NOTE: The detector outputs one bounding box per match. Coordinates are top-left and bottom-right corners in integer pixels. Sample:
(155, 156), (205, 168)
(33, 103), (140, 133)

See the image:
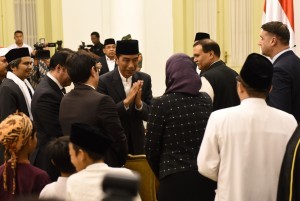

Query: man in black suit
(0, 48), (33, 164)
(259, 21), (300, 123)
(30, 49), (74, 181)
(193, 39), (240, 111)
(192, 32), (210, 73)
(0, 48), (33, 121)
(97, 38), (117, 76)
(60, 50), (128, 167)
(98, 40), (153, 154)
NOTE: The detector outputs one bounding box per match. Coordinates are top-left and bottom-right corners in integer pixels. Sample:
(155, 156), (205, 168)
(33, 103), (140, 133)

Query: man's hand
(123, 81), (140, 108)
(135, 80), (144, 108)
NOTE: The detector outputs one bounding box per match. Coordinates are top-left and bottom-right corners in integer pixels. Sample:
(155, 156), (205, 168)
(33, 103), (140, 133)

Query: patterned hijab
(165, 53), (201, 96)
(0, 112), (33, 194)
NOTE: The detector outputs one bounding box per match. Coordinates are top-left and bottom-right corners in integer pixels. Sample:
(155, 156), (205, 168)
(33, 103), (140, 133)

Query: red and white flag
(262, 0), (295, 48)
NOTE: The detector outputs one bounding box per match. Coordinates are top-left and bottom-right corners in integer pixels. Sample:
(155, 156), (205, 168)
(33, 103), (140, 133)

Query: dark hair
(49, 48), (75, 71)
(72, 143), (105, 161)
(7, 58), (22, 71)
(14, 30), (23, 35)
(237, 76), (269, 98)
(66, 50), (96, 83)
(261, 21), (290, 45)
(47, 136), (76, 174)
(91, 32), (100, 38)
(193, 39), (221, 57)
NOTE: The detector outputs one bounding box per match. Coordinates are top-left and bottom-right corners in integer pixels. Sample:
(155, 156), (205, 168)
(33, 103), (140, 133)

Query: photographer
(90, 32), (105, 57)
(30, 44), (50, 89)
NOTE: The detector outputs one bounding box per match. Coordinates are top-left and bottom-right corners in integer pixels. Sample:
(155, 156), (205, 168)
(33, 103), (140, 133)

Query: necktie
(26, 84), (32, 98)
(61, 87), (66, 95)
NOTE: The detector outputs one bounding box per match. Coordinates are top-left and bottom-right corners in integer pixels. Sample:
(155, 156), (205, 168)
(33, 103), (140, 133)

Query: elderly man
(98, 40), (152, 155)
(197, 53), (297, 201)
(193, 39), (239, 111)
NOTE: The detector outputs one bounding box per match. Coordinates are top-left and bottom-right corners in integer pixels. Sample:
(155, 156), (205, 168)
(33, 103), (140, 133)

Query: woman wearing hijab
(0, 112), (50, 200)
(145, 53), (216, 201)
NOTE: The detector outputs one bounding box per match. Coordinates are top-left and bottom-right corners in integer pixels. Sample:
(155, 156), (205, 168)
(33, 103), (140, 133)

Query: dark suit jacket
(59, 84), (128, 167)
(97, 56), (117, 76)
(201, 60), (240, 111)
(267, 50), (300, 123)
(98, 69), (152, 154)
(0, 78), (30, 121)
(0, 78), (31, 165)
(277, 125), (300, 201)
(30, 75), (64, 181)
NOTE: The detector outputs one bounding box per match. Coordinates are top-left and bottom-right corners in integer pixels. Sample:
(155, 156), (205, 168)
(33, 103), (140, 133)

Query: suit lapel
(45, 76), (63, 97)
(112, 69), (127, 100)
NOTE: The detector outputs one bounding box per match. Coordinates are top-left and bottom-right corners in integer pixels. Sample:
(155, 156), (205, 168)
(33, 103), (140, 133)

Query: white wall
(294, 0), (300, 56)
(62, 0), (173, 96)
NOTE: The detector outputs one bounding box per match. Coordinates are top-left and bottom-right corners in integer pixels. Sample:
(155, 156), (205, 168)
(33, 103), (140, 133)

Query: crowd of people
(0, 20), (300, 201)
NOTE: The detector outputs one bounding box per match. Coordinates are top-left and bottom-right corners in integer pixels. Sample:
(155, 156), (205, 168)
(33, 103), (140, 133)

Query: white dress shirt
(39, 177), (68, 200)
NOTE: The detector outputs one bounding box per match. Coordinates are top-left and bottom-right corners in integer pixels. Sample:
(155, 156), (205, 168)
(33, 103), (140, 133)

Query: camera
(33, 39), (64, 59)
(79, 41), (93, 50)
(102, 173), (140, 201)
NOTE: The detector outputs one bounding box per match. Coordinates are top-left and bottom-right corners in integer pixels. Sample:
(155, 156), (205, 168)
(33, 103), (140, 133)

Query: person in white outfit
(7, 30), (33, 54)
(197, 53), (298, 201)
(66, 123), (141, 201)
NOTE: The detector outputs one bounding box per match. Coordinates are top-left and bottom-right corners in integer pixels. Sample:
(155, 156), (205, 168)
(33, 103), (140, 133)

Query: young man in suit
(30, 49), (74, 181)
(259, 21), (300, 123)
(97, 38), (117, 76)
(98, 40), (153, 155)
(59, 50), (128, 167)
(0, 48), (34, 121)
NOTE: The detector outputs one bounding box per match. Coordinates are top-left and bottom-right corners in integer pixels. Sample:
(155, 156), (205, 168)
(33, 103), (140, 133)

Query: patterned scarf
(0, 112), (33, 194)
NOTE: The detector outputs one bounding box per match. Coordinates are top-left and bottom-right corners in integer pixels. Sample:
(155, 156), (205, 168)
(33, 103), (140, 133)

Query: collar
(118, 67), (132, 82)
(271, 49), (291, 63)
(84, 83), (95, 90)
(47, 72), (63, 90)
(106, 55), (115, 61)
(209, 59), (221, 67)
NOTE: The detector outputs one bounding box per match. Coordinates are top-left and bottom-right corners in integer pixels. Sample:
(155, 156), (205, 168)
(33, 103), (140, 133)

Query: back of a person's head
(261, 21), (290, 46)
(47, 136), (76, 175)
(49, 48), (75, 71)
(65, 50), (95, 83)
(193, 39), (221, 58)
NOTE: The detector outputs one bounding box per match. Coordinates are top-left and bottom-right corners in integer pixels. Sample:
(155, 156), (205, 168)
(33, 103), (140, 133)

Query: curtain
(14, 0), (37, 47)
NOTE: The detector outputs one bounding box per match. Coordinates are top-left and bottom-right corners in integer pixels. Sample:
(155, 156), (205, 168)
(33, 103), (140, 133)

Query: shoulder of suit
(135, 71), (151, 79)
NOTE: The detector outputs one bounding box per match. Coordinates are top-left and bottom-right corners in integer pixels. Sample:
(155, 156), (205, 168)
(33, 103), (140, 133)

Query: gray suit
(59, 84), (128, 167)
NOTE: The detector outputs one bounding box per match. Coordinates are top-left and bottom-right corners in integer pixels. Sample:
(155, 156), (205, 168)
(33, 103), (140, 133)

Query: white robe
(39, 177), (68, 200)
(66, 163), (141, 201)
(197, 98), (297, 201)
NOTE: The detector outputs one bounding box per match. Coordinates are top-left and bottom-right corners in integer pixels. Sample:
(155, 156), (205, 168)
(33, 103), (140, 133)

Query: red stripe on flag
(279, 0), (294, 30)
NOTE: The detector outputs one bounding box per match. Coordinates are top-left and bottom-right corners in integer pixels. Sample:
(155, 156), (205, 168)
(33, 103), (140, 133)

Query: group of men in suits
(0, 38), (153, 182)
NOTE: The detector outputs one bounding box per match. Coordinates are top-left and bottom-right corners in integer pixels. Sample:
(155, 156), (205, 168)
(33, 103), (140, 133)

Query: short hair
(7, 58), (22, 71)
(261, 21), (290, 45)
(193, 39), (221, 58)
(48, 48), (75, 71)
(237, 76), (270, 98)
(72, 143), (104, 161)
(46, 136), (76, 174)
(14, 30), (23, 35)
(66, 50), (96, 83)
(91, 32), (100, 38)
